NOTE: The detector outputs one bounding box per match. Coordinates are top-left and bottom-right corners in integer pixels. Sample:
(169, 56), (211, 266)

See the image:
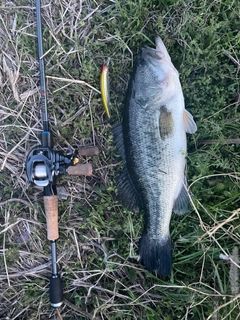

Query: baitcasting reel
(26, 145), (75, 187)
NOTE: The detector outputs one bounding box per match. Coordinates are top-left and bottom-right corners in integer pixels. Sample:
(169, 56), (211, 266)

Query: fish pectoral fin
(117, 166), (142, 213)
(183, 109), (197, 134)
(112, 124), (126, 163)
(173, 183), (191, 215)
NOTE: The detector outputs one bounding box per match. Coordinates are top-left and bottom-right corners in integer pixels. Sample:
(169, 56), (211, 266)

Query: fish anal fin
(173, 183), (191, 215)
(183, 109), (197, 134)
(117, 167), (142, 213)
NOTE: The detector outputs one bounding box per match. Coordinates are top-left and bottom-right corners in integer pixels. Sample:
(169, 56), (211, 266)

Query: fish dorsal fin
(117, 167), (142, 213)
(112, 124), (142, 212)
(112, 124), (126, 163)
(183, 109), (197, 134)
(173, 182), (191, 215)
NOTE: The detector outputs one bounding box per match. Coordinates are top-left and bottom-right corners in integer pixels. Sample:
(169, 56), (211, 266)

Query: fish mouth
(141, 36), (169, 67)
(140, 46), (163, 69)
(142, 36), (173, 67)
(141, 46), (163, 61)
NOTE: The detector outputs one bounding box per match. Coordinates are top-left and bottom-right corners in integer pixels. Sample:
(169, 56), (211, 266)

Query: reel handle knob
(67, 163), (92, 176)
(78, 146), (99, 156)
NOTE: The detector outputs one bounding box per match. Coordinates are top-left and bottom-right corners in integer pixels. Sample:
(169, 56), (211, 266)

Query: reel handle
(68, 146), (99, 176)
(67, 163), (92, 176)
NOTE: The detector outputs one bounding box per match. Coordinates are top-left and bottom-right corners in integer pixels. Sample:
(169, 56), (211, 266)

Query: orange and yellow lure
(100, 58), (111, 118)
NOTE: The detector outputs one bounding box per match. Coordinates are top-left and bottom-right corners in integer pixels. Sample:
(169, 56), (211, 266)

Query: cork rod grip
(78, 146), (99, 156)
(67, 163), (92, 176)
(44, 195), (59, 241)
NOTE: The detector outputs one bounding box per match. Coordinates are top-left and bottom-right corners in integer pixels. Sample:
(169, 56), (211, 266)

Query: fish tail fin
(139, 233), (172, 277)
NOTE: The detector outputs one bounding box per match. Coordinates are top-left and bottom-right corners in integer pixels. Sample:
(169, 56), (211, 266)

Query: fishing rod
(26, 0), (98, 307)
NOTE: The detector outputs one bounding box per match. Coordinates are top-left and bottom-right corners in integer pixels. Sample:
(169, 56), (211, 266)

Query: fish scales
(128, 103), (182, 239)
(115, 36), (197, 277)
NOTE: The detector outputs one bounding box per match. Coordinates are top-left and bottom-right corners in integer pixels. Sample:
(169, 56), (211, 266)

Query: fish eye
(137, 57), (145, 67)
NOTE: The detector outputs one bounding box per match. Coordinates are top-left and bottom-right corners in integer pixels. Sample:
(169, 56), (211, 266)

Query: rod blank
(36, 0), (48, 131)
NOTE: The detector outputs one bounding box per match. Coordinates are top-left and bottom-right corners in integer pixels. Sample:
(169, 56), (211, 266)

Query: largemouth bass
(113, 36), (197, 277)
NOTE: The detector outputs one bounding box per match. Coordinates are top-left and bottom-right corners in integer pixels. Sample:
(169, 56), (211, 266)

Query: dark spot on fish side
(159, 107), (174, 140)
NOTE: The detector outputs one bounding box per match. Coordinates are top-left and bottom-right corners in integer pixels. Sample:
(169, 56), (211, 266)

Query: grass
(0, 0), (239, 319)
